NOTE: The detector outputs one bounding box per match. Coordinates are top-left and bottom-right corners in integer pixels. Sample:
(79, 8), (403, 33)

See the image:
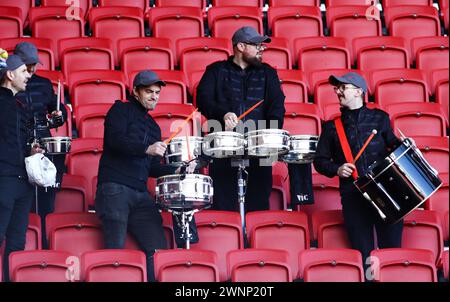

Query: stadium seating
(0, 38), (55, 70)
(55, 174), (89, 213)
(424, 172), (449, 241)
(208, 6), (264, 39)
(311, 210), (351, 249)
(0, 7), (23, 39)
(276, 70), (308, 103)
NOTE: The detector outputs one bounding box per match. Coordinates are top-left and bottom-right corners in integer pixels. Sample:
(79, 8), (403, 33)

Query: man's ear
(6, 70), (15, 82)
(235, 42), (245, 53)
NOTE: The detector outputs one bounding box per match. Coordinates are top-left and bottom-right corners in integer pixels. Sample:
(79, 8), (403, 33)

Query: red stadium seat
(187, 70), (206, 106)
(26, 213), (42, 251)
(443, 250), (449, 279)
(299, 249), (364, 282)
(160, 211), (176, 249)
(55, 174), (89, 213)
(82, 249), (147, 282)
(40, 0), (92, 19)
(443, 7), (449, 32)
(149, 104), (199, 140)
(89, 7), (145, 65)
(433, 72), (449, 125)
(77, 104), (113, 139)
(0, 38), (55, 70)
(424, 172), (449, 241)
(262, 37), (292, 70)
(208, 6), (263, 39)
(190, 210), (244, 281)
(35, 70), (65, 101)
(0, 7), (23, 39)
(50, 104), (72, 138)
(276, 70), (308, 103)
(149, 7), (204, 55)
(283, 103), (322, 135)
(0, 0), (34, 25)
(413, 36), (449, 72)
(370, 248), (437, 282)
(67, 138), (103, 207)
(403, 210), (444, 265)
(211, 0), (264, 7)
(246, 210), (310, 280)
(270, 0), (320, 6)
(97, 0), (150, 13)
(227, 249), (292, 282)
(154, 249), (220, 282)
(177, 37), (232, 78)
(155, 0), (207, 10)
(414, 136), (449, 174)
(268, 6), (323, 56)
(383, 0), (434, 7)
(369, 68), (426, 95)
(59, 37), (114, 80)
(386, 102), (447, 137)
(311, 210), (351, 249)
(9, 250), (73, 282)
(294, 37), (351, 73)
(46, 212), (103, 259)
(326, 0), (373, 6)
(271, 170), (289, 210)
(118, 37), (174, 76)
(429, 68), (449, 96)
(353, 36), (410, 71)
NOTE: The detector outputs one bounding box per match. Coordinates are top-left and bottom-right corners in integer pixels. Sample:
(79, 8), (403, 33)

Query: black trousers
(209, 158), (272, 212)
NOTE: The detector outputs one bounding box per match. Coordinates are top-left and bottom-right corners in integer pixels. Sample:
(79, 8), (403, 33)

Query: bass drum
(354, 138), (442, 224)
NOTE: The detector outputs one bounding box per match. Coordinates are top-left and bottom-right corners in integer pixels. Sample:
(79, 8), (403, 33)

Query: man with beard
(196, 26), (286, 213)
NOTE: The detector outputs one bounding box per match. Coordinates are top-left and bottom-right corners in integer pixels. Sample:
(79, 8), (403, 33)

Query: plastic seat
(385, 102), (447, 137)
(270, 0), (320, 6)
(424, 172), (449, 241)
(208, 6), (263, 39)
(283, 103), (322, 135)
(311, 210), (351, 250)
(294, 37), (351, 73)
(46, 212), (103, 259)
(155, 0), (207, 10)
(227, 249), (292, 282)
(160, 211), (176, 249)
(82, 249), (147, 282)
(383, 0), (434, 7)
(299, 249), (364, 282)
(9, 250), (73, 282)
(26, 213), (42, 251)
(59, 37), (114, 80)
(0, 0), (34, 25)
(353, 36), (410, 71)
(118, 37), (174, 76)
(370, 248), (437, 282)
(40, 0), (92, 20)
(271, 169), (289, 210)
(261, 37), (292, 70)
(414, 136), (449, 174)
(212, 0), (264, 7)
(149, 104), (199, 140)
(154, 249), (220, 282)
(443, 250), (449, 280)
(276, 70), (308, 103)
(0, 7), (23, 39)
(97, 0), (150, 13)
(187, 70), (206, 106)
(55, 174), (89, 213)
(402, 210), (444, 265)
(432, 70), (449, 125)
(412, 36), (449, 73)
(0, 37), (55, 70)
(190, 210), (244, 282)
(246, 210), (310, 280)
(76, 104), (114, 139)
(325, 0), (374, 6)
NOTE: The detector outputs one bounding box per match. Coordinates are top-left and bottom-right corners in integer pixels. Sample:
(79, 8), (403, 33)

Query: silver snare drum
(202, 131), (245, 158)
(40, 136), (71, 155)
(281, 135), (319, 164)
(246, 129), (290, 157)
(165, 136), (203, 166)
(155, 174), (214, 210)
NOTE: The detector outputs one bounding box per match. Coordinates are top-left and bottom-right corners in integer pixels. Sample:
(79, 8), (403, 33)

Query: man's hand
(337, 163), (356, 178)
(224, 112), (238, 131)
(49, 110), (64, 127)
(146, 142), (167, 157)
(175, 160), (198, 174)
(30, 144), (45, 156)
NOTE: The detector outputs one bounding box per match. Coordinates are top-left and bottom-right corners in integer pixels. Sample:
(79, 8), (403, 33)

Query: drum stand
(231, 158), (249, 239)
(171, 208), (199, 249)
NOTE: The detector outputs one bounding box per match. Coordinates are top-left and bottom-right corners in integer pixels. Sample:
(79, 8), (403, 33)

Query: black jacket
(196, 57), (285, 130)
(0, 87), (32, 178)
(97, 96), (176, 192)
(313, 105), (401, 196)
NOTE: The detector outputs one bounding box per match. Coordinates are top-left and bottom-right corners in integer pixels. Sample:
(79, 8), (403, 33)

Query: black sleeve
(313, 121), (341, 178)
(196, 64), (230, 121)
(265, 67), (286, 129)
(148, 156), (178, 178)
(104, 102), (148, 157)
(381, 111), (401, 149)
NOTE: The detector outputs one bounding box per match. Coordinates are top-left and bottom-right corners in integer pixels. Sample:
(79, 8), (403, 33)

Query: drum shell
(355, 140), (442, 224)
(155, 174), (213, 210)
(246, 129), (290, 157)
(202, 132), (245, 158)
(39, 136), (71, 155)
(281, 135), (318, 164)
(165, 136), (203, 165)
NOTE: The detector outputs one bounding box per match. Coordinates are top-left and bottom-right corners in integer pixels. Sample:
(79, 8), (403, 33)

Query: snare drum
(354, 138), (442, 224)
(246, 129), (290, 157)
(155, 174), (213, 210)
(40, 136), (71, 155)
(280, 135), (319, 164)
(165, 136), (203, 165)
(202, 132), (245, 158)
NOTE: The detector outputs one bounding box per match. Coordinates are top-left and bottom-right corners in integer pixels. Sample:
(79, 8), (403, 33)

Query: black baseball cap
(133, 70), (166, 88)
(232, 26), (271, 46)
(14, 42), (42, 65)
(329, 72), (368, 94)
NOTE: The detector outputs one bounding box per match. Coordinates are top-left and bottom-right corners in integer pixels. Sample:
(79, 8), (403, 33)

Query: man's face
(9, 64), (31, 92)
(26, 63), (37, 76)
(334, 84), (363, 108)
(133, 84), (161, 110)
(241, 42), (267, 67)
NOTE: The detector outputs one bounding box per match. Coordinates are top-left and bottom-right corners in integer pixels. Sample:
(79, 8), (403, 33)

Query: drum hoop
(246, 129), (289, 136)
(40, 136), (71, 142)
(206, 132), (244, 138)
(289, 135), (319, 140)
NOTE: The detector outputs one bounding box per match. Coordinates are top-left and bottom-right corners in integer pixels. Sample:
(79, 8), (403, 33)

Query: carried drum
(280, 135), (319, 164)
(246, 129), (290, 157)
(155, 174), (213, 210)
(39, 136), (71, 155)
(202, 131), (245, 158)
(354, 138), (442, 224)
(165, 136), (203, 166)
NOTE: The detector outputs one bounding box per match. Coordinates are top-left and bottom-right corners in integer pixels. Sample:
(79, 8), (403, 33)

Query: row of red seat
(1, 209), (447, 281)
(3, 247), (448, 282)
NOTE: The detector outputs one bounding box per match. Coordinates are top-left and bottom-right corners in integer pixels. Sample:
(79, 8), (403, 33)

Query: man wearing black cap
(196, 26), (286, 213)
(313, 72), (404, 277)
(0, 55), (43, 281)
(14, 42), (68, 248)
(95, 70), (196, 281)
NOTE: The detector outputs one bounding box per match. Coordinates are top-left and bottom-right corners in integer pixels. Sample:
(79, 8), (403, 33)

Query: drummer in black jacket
(313, 72), (403, 277)
(0, 55), (43, 281)
(14, 42), (68, 248)
(95, 70), (196, 282)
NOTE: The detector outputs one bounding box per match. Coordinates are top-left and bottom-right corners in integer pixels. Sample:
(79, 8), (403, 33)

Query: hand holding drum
(146, 142), (167, 157)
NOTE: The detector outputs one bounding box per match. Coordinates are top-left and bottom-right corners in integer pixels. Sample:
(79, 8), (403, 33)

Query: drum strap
(334, 117), (359, 179)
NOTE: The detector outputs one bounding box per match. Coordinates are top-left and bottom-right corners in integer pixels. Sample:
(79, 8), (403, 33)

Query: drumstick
(56, 80), (61, 113)
(397, 128), (407, 140)
(164, 108), (198, 144)
(237, 99), (264, 121)
(353, 129), (377, 164)
(185, 132), (192, 161)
